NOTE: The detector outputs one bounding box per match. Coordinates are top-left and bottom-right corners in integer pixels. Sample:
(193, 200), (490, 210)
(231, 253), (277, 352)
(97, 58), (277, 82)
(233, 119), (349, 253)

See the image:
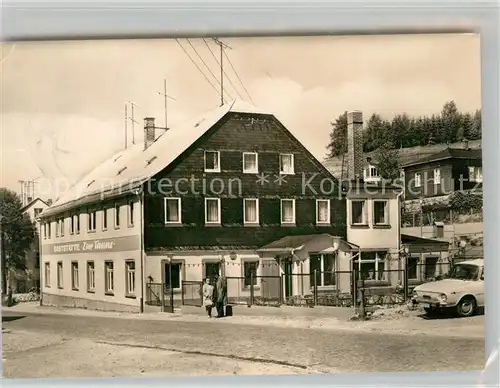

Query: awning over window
(401, 234), (449, 254)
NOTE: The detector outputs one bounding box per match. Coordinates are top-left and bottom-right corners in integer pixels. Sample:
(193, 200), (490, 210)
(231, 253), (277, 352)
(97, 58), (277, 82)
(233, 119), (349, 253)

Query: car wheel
(457, 296), (476, 317)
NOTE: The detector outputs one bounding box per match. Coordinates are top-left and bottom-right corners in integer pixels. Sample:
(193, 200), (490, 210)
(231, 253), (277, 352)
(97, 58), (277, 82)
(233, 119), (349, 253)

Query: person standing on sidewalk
(214, 274), (227, 318)
(202, 278), (214, 318)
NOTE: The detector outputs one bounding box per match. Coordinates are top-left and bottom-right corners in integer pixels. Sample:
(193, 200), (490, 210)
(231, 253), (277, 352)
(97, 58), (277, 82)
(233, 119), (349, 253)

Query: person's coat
(215, 276), (228, 305)
(202, 283), (214, 307)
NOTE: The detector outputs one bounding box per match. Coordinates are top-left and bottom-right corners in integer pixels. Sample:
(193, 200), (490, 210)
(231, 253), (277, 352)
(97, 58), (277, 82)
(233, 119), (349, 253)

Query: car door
(469, 266), (485, 307)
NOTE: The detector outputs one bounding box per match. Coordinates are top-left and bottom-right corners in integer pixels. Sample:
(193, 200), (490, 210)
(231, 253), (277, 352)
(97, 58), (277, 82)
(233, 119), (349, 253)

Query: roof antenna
(157, 78), (177, 131)
(127, 101), (139, 144)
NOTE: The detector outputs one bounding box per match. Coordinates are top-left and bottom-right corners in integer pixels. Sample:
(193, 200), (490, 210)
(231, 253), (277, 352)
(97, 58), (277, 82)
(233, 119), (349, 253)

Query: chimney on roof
(47, 199), (53, 206)
(347, 111), (364, 181)
(144, 117), (156, 150)
(27, 196), (33, 203)
(462, 138), (469, 150)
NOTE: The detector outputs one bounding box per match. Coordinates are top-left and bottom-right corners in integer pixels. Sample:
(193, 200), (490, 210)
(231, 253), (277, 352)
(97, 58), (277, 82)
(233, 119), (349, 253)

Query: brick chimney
(144, 117), (156, 150)
(347, 111), (364, 180)
(47, 199), (53, 206)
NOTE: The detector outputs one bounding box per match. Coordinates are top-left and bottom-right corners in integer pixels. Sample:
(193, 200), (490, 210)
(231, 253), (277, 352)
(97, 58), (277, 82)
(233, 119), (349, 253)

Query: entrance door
(283, 261), (293, 299)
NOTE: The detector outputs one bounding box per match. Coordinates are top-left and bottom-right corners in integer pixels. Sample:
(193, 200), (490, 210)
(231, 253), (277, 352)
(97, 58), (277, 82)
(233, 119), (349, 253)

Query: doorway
(283, 260), (293, 299)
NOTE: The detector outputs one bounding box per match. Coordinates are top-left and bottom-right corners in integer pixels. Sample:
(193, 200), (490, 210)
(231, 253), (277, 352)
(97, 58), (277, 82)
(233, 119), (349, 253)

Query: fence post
(403, 254), (409, 301)
(279, 274), (283, 305)
(313, 269), (318, 306)
(181, 281), (185, 306)
(161, 284), (165, 313)
(250, 272), (255, 306)
(357, 279), (366, 320)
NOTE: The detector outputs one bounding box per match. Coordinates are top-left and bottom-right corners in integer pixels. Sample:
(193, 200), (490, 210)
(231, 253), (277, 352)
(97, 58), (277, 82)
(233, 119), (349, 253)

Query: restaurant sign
(42, 235), (140, 255)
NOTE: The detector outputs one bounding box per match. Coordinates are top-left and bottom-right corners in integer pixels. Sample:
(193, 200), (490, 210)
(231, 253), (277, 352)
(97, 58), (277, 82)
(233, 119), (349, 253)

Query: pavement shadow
(417, 307), (485, 320)
(2, 315), (26, 322)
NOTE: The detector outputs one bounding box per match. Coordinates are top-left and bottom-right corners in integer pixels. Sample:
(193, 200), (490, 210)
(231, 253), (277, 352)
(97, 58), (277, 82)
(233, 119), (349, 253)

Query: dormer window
(364, 164), (380, 181)
(204, 151), (220, 172)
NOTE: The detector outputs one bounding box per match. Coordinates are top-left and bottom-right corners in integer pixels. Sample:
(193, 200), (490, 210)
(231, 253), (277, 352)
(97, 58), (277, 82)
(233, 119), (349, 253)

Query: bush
(12, 292), (40, 303)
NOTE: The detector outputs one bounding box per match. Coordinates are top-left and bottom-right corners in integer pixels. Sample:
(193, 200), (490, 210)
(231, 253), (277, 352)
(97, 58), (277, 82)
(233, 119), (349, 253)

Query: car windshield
(448, 264), (480, 281)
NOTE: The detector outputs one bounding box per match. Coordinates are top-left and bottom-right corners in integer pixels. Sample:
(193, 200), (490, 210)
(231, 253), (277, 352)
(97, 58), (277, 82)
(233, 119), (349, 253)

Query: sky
(1, 33), (481, 202)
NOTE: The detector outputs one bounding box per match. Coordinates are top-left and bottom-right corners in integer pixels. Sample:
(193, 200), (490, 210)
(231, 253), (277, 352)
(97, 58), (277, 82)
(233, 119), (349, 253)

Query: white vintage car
(412, 259), (484, 317)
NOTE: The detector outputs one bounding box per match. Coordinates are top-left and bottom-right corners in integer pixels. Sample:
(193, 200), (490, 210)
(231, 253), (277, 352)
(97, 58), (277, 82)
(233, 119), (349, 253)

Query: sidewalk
(2, 302), (484, 339)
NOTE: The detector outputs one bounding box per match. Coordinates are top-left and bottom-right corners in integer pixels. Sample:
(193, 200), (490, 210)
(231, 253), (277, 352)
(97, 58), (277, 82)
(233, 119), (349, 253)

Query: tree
(469, 109), (482, 140)
(326, 111), (348, 157)
(0, 188), (37, 303)
(363, 113), (384, 152)
(441, 100), (461, 143)
(374, 142), (401, 183)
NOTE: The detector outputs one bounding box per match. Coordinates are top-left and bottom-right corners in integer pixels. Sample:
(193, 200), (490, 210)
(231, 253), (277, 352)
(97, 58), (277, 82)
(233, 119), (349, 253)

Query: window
(128, 201), (134, 226)
(57, 262), (63, 288)
(279, 153), (294, 174)
(75, 213), (80, 234)
(105, 261), (114, 294)
(44, 262), (51, 287)
(309, 254), (336, 287)
(280, 199), (295, 224)
(87, 261), (95, 292)
(424, 257), (438, 280)
(47, 221), (52, 238)
(126, 261), (136, 295)
(43, 223), (48, 239)
(102, 208), (108, 230)
(205, 198), (221, 224)
(164, 262), (181, 289)
(115, 204), (120, 228)
(203, 262), (220, 281)
(70, 213), (75, 234)
(354, 251), (387, 282)
(316, 200), (330, 224)
(56, 217), (64, 237)
(204, 151), (220, 172)
(243, 152), (258, 173)
(164, 198), (182, 224)
(468, 166), (483, 183)
(88, 209), (96, 232)
(34, 208), (43, 217)
(71, 262), (79, 290)
(243, 261), (258, 287)
(243, 198), (259, 225)
(414, 172), (422, 188)
(351, 200), (367, 225)
(408, 257), (419, 280)
(364, 165), (380, 180)
(373, 200), (388, 225)
(433, 168), (441, 185)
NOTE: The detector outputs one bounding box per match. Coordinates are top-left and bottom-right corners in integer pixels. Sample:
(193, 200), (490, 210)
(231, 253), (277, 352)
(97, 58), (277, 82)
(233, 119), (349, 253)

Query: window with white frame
(114, 204), (120, 228)
(244, 198), (259, 224)
(104, 261), (114, 294)
(243, 260), (258, 287)
(280, 199), (295, 224)
(205, 198), (221, 224)
(102, 208), (108, 230)
(364, 165), (380, 179)
(204, 151), (220, 172)
(47, 221), (51, 238)
(70, 213), (75, 234)
(279, 153), (294, 174)
(433, 168), (441, 185)
(350, 200), (367, 225)
(75, 213), (80, 234)
(126, 260), (136, 295)
(316, 200), (330, 224)
(164, 198), (182, 224)
(243, 152), (258, 173)
(71, 262), (79, 290)
(44, 262), (51, 287)
(128, 201), (135, 226)
(354, 251), (387, 282)
(43, 222), (48, 239)
(88, 210), (96, 232)
(57, 262), (63, 288)
(414, 172), (422, 188)
(87, 261), (95, 292)
(373, 200), (389, 226)
(468, 166), (483, 183)
(59, 217), (64, 237)
(309, 253), (336, 287)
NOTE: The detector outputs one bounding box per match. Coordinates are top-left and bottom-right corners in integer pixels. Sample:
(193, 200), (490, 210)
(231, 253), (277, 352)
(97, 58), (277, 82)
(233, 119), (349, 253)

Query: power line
(202, 38), (244, 101)
(222, 48), (254, 104)
(175, 38), (222, 99)
(186, 39), (233, 102)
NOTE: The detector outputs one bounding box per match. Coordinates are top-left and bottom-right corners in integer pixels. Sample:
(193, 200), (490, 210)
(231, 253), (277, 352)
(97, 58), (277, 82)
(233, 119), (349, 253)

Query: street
(2, 308), (485, 378)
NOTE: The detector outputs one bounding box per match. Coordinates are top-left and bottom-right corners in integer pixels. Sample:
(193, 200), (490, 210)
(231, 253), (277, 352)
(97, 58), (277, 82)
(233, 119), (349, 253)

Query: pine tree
(326, 111), (348, 157)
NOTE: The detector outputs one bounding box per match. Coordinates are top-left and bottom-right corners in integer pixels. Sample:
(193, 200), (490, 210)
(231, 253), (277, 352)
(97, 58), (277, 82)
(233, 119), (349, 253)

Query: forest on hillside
(326, 101), (482, 158)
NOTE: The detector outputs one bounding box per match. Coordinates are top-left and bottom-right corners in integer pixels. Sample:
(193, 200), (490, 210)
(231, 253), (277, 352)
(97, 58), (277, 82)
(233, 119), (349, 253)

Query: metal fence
(225, 276), (282, 307)
(181, 280), (203, 307)
(145, 282), (174, 311)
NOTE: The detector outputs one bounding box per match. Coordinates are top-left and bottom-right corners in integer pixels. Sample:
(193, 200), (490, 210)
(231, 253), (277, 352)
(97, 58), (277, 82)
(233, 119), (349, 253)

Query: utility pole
(213, 38), (232, 107)
(127, 101), (139, 145)
(157, 78), (177, 131)
(124, 102), (128, 149)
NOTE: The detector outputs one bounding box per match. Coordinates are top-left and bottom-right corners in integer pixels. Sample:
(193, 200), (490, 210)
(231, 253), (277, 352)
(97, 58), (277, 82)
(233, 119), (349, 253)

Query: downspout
(139, 189), (145, 313)
(396, 190), (405, 288)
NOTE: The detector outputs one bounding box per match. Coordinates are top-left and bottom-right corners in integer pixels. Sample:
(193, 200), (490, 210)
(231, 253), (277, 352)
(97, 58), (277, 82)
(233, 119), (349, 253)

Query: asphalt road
(2, 310), (484, 376)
